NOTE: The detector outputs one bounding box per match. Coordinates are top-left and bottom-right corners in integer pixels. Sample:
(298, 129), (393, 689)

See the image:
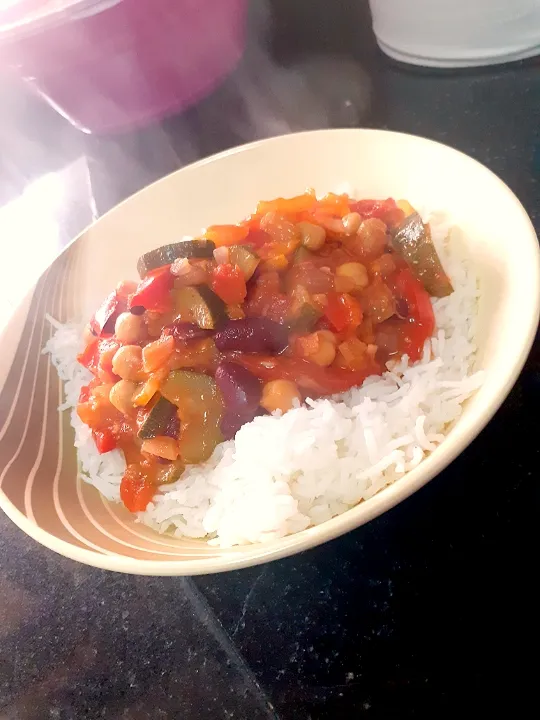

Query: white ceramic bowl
(0, 129), (538, 575)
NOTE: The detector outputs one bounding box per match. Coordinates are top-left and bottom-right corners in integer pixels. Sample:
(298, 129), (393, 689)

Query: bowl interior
(0, 129), (537, 574)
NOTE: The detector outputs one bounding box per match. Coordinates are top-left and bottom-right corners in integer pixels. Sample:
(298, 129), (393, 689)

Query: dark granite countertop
(0, 2), (538, 718)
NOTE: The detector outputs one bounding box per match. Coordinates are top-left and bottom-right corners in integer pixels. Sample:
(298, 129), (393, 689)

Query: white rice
(44, 210), (484, 547)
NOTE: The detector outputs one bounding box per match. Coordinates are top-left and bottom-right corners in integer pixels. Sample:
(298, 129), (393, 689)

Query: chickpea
(336, 262), (369, 291)
(260, 380), (302, 414)
(109, 380), (137, 415)
(341, 211), (361, 235)
(112, 345), (144, 381)
(297, 221), (326, 251)
(114, 311), (146, 344)
(305, 330), (336, 367)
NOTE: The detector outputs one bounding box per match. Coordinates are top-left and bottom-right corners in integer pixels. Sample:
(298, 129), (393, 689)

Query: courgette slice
(391, 213), (453, 297)
(138, 396), (178, 440)
(160, 370), (224, 464)
(137, 240), (216, 278)
(228, 246), (260, 280)
(174, 285), (227, 330)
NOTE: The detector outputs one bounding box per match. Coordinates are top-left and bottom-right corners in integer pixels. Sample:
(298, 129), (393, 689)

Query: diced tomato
(325, 292), (362, 333)
(286, 263), (334, 294)
(211, 263), (247, 304)
(350, 198), (405, 228)
(233, 354), (380, 396)
(120, 466), (155, 512)
(92, 428), (117, 454)
(77, 337), (119, 377)
(243, 228), (272, 249)
(336, 337), (369, 370)
(129, 266), (174, 313)
(245, 271), (287, 320)
(204, 224), (249, 247)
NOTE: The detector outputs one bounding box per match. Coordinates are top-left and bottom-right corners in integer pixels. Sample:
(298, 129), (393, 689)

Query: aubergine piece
(137, 240), (216, 278)
(174, 285), (227, 330)
(391, 212), (453, 297)
(138, 396), (178, 440)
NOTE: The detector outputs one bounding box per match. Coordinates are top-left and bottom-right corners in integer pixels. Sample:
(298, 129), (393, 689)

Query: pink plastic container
(0, 0), (247, 133)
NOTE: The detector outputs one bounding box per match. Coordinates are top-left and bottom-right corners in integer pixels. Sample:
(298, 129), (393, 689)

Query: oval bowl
(0, 129), (538, 575)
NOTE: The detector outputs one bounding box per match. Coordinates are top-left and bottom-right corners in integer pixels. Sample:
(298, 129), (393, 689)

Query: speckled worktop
(0, 2), (538, 718)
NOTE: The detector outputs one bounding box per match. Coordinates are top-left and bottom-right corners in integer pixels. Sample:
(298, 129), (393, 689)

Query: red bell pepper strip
(388, 268), (435, 361)
(129, 266), (174, 313)
(391, 268), (435, 335)
(92, 428), (117, 454)
(243, 228), (272, 249)
(211, 263), (247, 304)
(232, 354), (380, 396)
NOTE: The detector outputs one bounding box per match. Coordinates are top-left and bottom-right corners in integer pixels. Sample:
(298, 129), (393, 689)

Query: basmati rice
(44, 211), (484, 547)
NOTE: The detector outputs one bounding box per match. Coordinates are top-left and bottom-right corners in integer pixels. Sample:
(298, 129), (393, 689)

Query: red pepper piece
(92, 428), (116, 454)
(129, 266), (174, 313)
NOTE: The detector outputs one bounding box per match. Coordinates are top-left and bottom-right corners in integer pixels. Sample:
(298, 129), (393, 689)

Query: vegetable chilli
(76, 192), (452, 513)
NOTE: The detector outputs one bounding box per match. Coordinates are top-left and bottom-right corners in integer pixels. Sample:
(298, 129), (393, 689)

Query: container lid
(0, 0), (119, 42)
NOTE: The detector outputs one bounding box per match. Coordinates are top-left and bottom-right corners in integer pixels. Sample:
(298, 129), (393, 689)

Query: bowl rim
(1, 127), (539, 575)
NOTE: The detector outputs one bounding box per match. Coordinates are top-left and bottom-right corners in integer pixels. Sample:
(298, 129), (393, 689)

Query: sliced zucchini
(174, 285), (227, 330)
(138, 396), (178, 440)
(137, 239), (216, 278)
(228, 245), (260, 280)
(288, 303), (322, 333)
(391, 213), (453, 297)
(160, 370), (224, 464)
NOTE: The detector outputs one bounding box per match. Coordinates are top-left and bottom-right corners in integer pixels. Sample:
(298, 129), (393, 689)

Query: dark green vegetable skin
(391, 212), (453, 298)
(188, 285), (227, 330)
(137, 239), (216, 278)
(138, 396), (178, 439)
